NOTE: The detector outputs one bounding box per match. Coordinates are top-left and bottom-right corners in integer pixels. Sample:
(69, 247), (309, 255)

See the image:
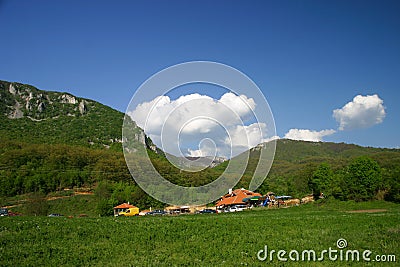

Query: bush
(24, 192), (49, 216)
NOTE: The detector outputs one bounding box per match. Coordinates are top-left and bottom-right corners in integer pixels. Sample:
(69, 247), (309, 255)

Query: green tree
(309, 163), (334, 198)
(111, 182), (135, 204)
(94, 180), (114, 216)
(343, 156), (382, 201)
(383, 165), (400, 203)
(96, 199), (114, 217)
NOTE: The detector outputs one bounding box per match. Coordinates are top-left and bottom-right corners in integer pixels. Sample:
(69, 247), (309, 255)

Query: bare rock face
(25, 101), (32, 111)
(78, 101), (87, 115)
(134, 132), (146, 144)
(38, 102), (46, 112)
(60, 94), (77, 104)
(9, 84), (17, 95)
(25, 92), (33, 110)
(8, 101), (23, 119)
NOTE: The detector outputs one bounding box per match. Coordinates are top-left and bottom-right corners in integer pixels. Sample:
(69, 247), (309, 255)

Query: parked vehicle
(117, 207), (139, 217)
(0, 208), (9, 216)
(198, 209), (217, 214)
(48, 213), (63, 217)
(146, 210), (168, 216)
(217, 207), (230, 213)
(236, 205), (247, 211)
(228, 205), (247, 212)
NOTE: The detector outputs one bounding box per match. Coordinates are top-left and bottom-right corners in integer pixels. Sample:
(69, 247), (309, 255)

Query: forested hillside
(253, 140), (400, 203)
(1, 137), (399, 211)
(1, 80), (399, 215)
(0, 80), (143, 150)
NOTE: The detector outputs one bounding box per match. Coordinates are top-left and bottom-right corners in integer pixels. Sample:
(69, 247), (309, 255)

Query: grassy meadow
(1, 200), (399, 266)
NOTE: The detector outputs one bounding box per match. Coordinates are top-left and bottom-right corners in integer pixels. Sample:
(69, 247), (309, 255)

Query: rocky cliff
(0, 80), (145, 150)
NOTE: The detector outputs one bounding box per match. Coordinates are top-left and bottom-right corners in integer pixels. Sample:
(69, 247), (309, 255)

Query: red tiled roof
(216, 189), (261, 206)
(114, 203), (137, 209)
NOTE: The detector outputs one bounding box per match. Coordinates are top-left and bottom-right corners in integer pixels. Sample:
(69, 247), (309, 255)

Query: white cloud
(284, 129), (336, 142)
(129, 92), (272, 159)
(187, 138), (217, 158)
(264, 135), (280, 142)
(226, 123), (268, 146)
(281, 94), (386, 144)
(333, 94), (386, 131)
(187, 149), (203, 157)
(130, 94), (214, 134)
(219, 92), (256, 118)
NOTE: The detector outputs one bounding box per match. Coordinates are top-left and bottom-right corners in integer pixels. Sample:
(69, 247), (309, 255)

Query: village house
(216, 188), (262, 209)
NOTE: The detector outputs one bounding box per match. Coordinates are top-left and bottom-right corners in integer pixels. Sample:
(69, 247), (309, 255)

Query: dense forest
(255, 140), (400, 203)
(1, 137), (399, 215)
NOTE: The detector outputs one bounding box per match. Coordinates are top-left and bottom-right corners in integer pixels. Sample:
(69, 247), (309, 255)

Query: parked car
(217, 207), (230, 213)
(145, 210), (168, 216)
(48, 213), (64, 217)
(228, 205), (247, 212)
(198, 209), (217, 214)
(0, 208), (9, 216)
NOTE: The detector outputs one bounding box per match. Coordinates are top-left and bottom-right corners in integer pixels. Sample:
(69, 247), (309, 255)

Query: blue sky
(1, 0), (399, 149)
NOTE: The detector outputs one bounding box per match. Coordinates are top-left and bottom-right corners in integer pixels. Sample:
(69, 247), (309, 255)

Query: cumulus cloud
(130, 93), (256, 135)
(129, 92), (272, 159)
(284, 129), (336, 142)
(333, 94), (386, 131)
(264, 135), (280, 142)
(282, 94), (386, 143)
(187, 138), (217, 158)
(223, 123), (267, 156)
(219, 93), (256, 118)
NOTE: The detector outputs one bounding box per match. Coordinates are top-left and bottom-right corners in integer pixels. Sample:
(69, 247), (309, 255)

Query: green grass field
(1, 200), (399, 266)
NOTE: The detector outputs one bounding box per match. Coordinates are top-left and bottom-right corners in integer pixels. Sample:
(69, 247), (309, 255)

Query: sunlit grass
(1, 201), (399, 266)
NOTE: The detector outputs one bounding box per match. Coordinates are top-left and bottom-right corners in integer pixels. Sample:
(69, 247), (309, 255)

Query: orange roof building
(114, 203), (136, 209)
(216, 188), (262, 207)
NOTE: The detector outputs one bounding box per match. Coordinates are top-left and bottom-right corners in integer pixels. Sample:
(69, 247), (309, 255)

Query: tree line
(1, 139), (399, 215)
(256, 156), (400, 203)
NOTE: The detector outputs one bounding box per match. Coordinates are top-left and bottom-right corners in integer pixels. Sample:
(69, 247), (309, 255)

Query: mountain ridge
(3, 79), (397, 152)
(0, 80), (144, 150)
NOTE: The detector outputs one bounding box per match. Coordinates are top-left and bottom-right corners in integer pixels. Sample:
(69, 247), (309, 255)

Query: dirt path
(346, 209), (387, 213)
(45, 192), (93, 201)
(3, 191), (94, 209)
